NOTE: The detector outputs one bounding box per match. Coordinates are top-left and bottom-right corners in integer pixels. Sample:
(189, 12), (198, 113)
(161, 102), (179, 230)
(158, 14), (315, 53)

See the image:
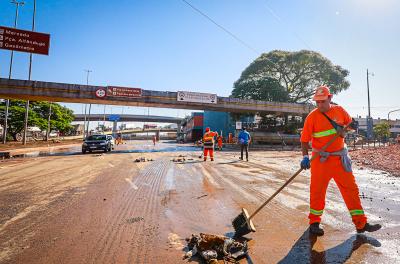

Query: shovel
(232, 126), (348, 237)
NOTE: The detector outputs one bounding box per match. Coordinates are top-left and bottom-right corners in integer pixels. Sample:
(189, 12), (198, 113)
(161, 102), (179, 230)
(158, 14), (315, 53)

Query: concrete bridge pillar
(112, 121), (118, 137)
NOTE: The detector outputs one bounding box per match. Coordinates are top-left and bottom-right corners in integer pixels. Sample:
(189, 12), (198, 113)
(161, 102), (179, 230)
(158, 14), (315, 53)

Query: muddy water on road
(0, 141), (399, 263)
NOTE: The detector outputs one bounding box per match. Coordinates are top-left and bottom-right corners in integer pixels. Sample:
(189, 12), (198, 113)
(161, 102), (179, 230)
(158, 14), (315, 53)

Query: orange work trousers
(203, 148), (214, 161)
(309, 154), (367, 229)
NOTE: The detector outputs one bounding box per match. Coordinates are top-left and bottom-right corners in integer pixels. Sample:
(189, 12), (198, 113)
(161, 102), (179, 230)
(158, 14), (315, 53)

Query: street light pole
(367, 69), (373, 118)
(2, 0), (25, 144)
(83, 69), (92, 137)
(23, 0), (36, 145)
(46, 103), (52, 141)
(388, 109), (400, 122)
(366, 69), (374, 139)
(84, 70), (92, 136)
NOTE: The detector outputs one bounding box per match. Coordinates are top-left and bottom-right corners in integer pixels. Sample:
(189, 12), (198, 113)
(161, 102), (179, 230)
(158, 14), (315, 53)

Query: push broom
(232, 125), (349, 237)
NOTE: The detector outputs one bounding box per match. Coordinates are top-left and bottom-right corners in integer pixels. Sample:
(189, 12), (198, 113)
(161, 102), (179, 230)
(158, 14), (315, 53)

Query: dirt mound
(350, 144), (400, 177)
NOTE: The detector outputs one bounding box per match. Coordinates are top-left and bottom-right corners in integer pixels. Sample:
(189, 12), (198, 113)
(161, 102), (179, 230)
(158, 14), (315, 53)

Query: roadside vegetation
(0, 100), (74, 141)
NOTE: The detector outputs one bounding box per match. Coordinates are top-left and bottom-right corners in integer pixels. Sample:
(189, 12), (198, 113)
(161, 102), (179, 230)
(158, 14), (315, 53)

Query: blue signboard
(108, 114), (120, 121)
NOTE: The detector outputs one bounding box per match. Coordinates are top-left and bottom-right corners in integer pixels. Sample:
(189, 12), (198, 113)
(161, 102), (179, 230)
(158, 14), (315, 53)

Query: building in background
(182, 112), (203, 142)
(203, 111), (237, 138)
(355, 117), (400, 137)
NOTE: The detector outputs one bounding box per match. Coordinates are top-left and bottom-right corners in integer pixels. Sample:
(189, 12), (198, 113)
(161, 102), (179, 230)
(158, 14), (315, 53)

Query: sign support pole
(3, 0), (24, 144)
(23, 0), (36, 145)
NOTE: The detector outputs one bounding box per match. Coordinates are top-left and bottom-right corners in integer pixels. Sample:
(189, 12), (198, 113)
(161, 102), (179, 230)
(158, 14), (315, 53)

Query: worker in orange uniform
(152, 135), (157, 146)
(217, 135), (223, 151)
(300, 86), (381, 236)
(203, 127), (218, 161)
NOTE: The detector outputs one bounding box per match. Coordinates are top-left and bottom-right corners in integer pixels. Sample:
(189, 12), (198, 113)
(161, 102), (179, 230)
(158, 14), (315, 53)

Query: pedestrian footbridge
(0, 78), (313, 115)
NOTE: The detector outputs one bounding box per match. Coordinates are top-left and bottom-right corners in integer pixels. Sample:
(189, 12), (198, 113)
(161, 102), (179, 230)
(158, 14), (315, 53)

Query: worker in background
(203, 127), (218, 161)
(116, 133), (123, 145)
(238, 127), (251, 161)
(152, 135), (157, 146)
(300, 85), (381, 236)
(217, 135), (223, 151)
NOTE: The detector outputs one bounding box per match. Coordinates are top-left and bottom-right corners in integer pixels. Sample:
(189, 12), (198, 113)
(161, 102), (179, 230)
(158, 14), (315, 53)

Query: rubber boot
(357, 223), (382, 233)
(309, 223), (324, 236)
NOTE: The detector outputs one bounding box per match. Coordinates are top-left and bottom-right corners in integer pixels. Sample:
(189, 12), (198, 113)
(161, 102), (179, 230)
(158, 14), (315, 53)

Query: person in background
(238, 127), (251, 161)
(116, 133), (123, 145)
(152, 135), (157, 146)
(203, 127), (218, 161)
(217, 135), (223, 151)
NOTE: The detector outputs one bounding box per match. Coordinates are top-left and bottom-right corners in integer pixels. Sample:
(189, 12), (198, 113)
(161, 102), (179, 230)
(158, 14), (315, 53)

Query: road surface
(0, 141), (399, 263)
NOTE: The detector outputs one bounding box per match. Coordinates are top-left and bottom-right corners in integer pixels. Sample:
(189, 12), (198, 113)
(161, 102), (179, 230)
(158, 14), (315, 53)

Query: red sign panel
(0, 26), (50, 55)
(107, 86), (142, 98)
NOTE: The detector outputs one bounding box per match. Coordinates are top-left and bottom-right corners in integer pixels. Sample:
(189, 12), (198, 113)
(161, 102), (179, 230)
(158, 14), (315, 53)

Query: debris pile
(172, 155), (186, 162)
(184, 233), (248, 263)
(0, 152), (11, 160)
(350, 144), (400, 177)
(134, 157), (153, 162)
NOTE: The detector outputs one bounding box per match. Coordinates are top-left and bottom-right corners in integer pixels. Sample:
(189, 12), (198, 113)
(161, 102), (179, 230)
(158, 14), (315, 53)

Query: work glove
(300, 156), (311, 170)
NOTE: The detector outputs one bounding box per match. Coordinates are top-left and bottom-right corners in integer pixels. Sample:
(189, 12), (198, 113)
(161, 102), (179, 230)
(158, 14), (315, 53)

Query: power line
(181, 0), (260, 55)
(262, 1), (312, 49)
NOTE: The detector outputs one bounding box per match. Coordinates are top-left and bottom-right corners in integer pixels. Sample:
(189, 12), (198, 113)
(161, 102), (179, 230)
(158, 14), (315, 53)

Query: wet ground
(0, 141), (399, 264)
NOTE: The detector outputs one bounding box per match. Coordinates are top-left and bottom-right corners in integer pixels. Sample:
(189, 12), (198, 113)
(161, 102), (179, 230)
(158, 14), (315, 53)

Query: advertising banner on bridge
(107, 86), (142, 98)
(0, 26), (50, 55)
(177, 91), (217, 104)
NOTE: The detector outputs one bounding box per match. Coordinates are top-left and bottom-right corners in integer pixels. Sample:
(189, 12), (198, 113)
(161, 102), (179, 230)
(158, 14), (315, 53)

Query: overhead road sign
(107, 86), (142, 98)
(177, 91), (217, 104)
(0, 26), (50, 55)
(108, 114), (120, 121)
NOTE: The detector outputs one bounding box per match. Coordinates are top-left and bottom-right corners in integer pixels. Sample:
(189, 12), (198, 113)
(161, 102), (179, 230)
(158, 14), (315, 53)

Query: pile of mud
(184, 233), (248, 263)
(350, 144), (400, 177)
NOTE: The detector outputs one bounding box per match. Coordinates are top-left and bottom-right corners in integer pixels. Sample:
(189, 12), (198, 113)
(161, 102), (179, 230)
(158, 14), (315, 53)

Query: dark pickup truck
(82, 134), (113, 154)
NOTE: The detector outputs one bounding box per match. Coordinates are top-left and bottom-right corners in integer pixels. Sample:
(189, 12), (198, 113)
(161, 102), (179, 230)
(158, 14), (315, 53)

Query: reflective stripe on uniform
(310, 208), (324, 215)
(349, 209), (364, 216)
(312, 128), (337, 138)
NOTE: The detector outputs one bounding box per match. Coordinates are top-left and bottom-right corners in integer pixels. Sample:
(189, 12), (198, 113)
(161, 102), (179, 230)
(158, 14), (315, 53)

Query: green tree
(0, 100), (74, 140)
(232, 50), (350, 103)
(373, 122), (390, 139)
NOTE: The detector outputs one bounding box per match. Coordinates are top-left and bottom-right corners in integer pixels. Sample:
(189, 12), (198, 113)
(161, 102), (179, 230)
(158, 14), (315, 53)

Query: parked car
(106, 135), (115, 150)
(82, 134), (112, 154)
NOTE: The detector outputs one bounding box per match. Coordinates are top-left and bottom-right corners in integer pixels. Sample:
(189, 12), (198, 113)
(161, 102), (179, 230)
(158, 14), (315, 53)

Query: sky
(1, 0), (400, 128)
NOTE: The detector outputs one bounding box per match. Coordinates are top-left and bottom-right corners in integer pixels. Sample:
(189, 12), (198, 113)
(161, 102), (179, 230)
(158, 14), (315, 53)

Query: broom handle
(248, 125), (349, 220)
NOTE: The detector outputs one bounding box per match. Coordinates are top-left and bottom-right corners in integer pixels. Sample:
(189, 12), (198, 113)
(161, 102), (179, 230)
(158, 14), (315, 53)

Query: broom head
(232, 208), (256, 238)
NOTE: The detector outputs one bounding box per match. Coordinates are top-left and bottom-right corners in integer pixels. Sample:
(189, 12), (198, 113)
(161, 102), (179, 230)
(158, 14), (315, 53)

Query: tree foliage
(0, 100), (74, 140)
(373, 122), (390, 139)
(232, 50), (350, 103)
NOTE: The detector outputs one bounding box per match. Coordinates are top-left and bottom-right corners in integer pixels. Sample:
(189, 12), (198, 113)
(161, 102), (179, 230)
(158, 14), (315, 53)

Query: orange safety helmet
(205, 127), (210, 132)
(313, 86), (332, 101)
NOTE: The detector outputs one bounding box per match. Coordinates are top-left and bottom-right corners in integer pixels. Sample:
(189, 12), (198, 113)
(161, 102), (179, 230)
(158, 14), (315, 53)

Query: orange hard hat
(313, 86), (332, 101)
(205, 127), (210, 132)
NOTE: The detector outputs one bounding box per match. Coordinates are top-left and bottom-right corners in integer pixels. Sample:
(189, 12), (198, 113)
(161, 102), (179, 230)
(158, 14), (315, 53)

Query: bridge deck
(0, 78), (313, 114)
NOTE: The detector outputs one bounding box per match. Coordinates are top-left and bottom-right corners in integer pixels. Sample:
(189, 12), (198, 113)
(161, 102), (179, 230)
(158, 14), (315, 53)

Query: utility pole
(84, 69), (92, 137)
(46, 103), (52, 141)
(23, 0), (36, 145)
(2, 0), (25, 144)
(366, 69), (374, 139)
(103, 105), (106, 131)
